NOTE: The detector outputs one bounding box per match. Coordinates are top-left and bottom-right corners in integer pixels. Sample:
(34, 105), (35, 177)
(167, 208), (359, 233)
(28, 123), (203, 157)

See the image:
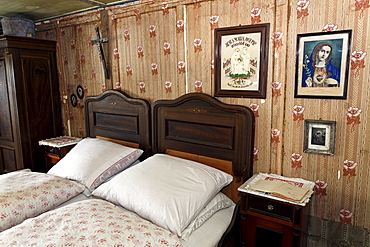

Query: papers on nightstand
(248, 179), (314, 203)
(238, 173), (315, 206)
(39, 136), (82, 148)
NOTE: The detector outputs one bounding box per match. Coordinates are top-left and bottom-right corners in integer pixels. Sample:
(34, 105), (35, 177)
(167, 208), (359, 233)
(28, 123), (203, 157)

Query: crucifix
(92, 26), (110, 79)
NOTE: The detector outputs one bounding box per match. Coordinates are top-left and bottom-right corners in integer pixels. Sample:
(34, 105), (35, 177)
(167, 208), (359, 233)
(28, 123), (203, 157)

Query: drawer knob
(267, 205), (274, 211)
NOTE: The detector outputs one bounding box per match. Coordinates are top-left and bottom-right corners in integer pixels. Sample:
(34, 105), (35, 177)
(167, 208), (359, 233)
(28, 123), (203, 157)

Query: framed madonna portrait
(214, 23), (270, 98)
(295, 30), (352, 99)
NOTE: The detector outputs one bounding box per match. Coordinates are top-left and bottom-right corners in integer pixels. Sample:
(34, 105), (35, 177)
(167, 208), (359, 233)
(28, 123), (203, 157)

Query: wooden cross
(92, 26), (110, 79)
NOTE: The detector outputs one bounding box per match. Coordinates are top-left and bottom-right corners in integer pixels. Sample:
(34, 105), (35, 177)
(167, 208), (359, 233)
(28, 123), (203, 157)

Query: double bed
(0, 90), (255, 247)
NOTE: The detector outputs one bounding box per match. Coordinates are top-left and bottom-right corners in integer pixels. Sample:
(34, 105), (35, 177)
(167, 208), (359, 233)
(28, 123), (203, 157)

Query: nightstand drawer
(44, 145), (74, 158)
(248, 195), (294, 222)
(45, 146), (62, 157)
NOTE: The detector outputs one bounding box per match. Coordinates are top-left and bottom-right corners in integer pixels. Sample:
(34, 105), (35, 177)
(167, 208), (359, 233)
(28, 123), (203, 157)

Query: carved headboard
(152, 93), (255, 202)
(84, 90), (151, 158)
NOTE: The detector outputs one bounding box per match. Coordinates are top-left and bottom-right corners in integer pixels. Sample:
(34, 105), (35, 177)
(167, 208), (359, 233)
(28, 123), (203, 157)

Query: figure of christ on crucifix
(92, 26), (110, 79)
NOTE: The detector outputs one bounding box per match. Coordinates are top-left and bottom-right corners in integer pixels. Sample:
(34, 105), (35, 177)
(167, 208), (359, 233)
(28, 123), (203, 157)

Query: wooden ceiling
(0, 0), (139, 22)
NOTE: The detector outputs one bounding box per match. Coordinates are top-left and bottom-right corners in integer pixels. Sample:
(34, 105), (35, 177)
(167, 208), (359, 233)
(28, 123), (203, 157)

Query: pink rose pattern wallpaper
(35, 0), (370, 232)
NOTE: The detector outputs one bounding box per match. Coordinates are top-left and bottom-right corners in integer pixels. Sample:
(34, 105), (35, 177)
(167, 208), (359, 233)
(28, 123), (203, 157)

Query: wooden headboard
(84, 90), (151, 158)
(152, 93), (255, 202)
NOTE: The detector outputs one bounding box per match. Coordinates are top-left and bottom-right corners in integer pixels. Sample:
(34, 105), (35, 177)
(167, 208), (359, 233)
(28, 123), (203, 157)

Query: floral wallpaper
(36, 0), (370, 234)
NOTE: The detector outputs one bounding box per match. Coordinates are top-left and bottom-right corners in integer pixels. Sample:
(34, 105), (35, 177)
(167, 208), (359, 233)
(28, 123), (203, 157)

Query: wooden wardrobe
(0, 35), (62, 173)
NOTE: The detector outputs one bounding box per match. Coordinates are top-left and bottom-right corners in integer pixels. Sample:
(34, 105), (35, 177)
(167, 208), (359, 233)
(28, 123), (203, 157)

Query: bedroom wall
(35, 0), (370, 242)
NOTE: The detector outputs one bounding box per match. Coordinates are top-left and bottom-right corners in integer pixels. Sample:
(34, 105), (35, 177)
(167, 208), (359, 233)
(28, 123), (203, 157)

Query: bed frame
(84, 90), (151, 159)
(152, 93), (255, 247)
(85, 90), (255, 247)
(152, 92), (255, 202)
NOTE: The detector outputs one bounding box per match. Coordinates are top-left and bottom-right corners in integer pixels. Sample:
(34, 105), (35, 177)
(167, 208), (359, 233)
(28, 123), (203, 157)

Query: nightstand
(39, 136), (82, 171)
(238, 173), (314, 247)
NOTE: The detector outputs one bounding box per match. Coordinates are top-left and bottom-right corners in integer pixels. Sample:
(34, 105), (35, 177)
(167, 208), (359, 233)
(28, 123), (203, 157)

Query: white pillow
(92, 153), (233, 236)
(181, 192), (234, 241)
(47, 137), (143, 191)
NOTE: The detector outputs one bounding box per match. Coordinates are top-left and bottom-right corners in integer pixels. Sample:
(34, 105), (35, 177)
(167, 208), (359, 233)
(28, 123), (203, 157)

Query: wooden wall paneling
(116, 14), (139, 97)
(155, 6), (178, 100)
(269, 2), (286, 176)
(185, 1), (213, 94)
(282, 0), (370, 229)
(175, 4), (187, 96)
(352, 7), (370, 226)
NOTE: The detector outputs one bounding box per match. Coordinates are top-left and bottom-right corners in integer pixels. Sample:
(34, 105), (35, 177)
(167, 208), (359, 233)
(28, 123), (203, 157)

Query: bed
(0, 90), (151, 232)
(0, 90), (255, 247)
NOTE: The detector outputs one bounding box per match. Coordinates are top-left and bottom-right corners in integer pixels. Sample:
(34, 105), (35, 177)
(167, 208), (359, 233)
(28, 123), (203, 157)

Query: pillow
(47, 137), (143, 191)
(180, 192), (234, 241)
(92, 153), (233, 236)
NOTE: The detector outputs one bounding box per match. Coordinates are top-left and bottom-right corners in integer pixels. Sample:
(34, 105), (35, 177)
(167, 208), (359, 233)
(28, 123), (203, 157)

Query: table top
(238, 173), (315, 206)
(39, 136), (82, 148)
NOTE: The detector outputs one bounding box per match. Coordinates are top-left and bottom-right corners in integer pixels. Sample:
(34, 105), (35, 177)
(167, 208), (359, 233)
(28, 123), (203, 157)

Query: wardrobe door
(20, 51), (61, 172)
(0, 58), (16, 173)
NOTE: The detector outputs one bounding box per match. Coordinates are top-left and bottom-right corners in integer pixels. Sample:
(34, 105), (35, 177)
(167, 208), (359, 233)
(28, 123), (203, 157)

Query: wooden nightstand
(39, 136), (82, 171)
(238, 173), (314, 247)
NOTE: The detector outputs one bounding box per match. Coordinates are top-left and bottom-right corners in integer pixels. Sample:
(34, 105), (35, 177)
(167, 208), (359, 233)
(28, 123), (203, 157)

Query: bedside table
(238, 173), (314, 247)
(39, 136), (82, 171)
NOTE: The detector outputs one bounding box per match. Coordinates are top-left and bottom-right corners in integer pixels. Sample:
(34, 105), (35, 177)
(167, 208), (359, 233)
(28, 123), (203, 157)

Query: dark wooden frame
(152, 92), (255, 187)
(152, 92), (255, 247)
(84, 90), (151, 158)
(303, 119), (336, 155)
(214, 23), (270, 98)
(295, 30), (352, 99)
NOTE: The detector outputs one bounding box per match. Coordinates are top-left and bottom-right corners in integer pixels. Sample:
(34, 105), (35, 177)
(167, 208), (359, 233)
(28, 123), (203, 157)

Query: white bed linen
(57, 194), (235, 247)
(181, 205), (235, 247)
(55, 192), (90, 209)
(0, 199), (181, 247)
(0, 170), (85, 232)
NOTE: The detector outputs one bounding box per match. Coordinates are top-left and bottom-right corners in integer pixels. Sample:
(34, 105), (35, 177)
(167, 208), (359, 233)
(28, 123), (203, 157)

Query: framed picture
(70, 93), (77, 107)
(295, 30), (352, 99)
(303, 119), (336, 155)
(76, 85), (84, 99)
(214, 23), (270, 98)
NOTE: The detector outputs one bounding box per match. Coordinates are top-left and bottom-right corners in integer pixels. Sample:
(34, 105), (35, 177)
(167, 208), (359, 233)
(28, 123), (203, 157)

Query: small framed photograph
(77, 85), (84, 99)
(295, 30), (352, 99)
(70, 93), (77, 107)
(303, 119), (336, 155)
(214, 23), (270, 98)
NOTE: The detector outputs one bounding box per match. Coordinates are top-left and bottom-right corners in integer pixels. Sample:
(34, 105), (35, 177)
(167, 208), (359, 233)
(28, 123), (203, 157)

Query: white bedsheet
(56, 193), (235, 247)
(55, 193), (235, 247)
(181, 204), (235, 247)
(0, 199), (181, 247)
(0, 170), (85, 231)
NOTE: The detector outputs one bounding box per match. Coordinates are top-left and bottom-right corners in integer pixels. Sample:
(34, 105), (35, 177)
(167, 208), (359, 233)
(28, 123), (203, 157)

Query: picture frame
(295, 30), (352, 99)
(70, 93), (77, 107)
(214, 23), (270, 98)
(76, 85), (84, 99)
(303, 119), (336, 155)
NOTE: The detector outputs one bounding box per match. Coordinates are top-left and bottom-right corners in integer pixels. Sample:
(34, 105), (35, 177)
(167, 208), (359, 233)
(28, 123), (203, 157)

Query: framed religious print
(303, 119), (336, 155)
(214, 23), (270, 98)
(295, 30), (352, 99)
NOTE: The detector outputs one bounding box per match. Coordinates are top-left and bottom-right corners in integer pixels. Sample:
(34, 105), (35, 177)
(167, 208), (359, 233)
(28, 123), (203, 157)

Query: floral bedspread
(0, 199), (181, 247)
(0, 170), (85, 231)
